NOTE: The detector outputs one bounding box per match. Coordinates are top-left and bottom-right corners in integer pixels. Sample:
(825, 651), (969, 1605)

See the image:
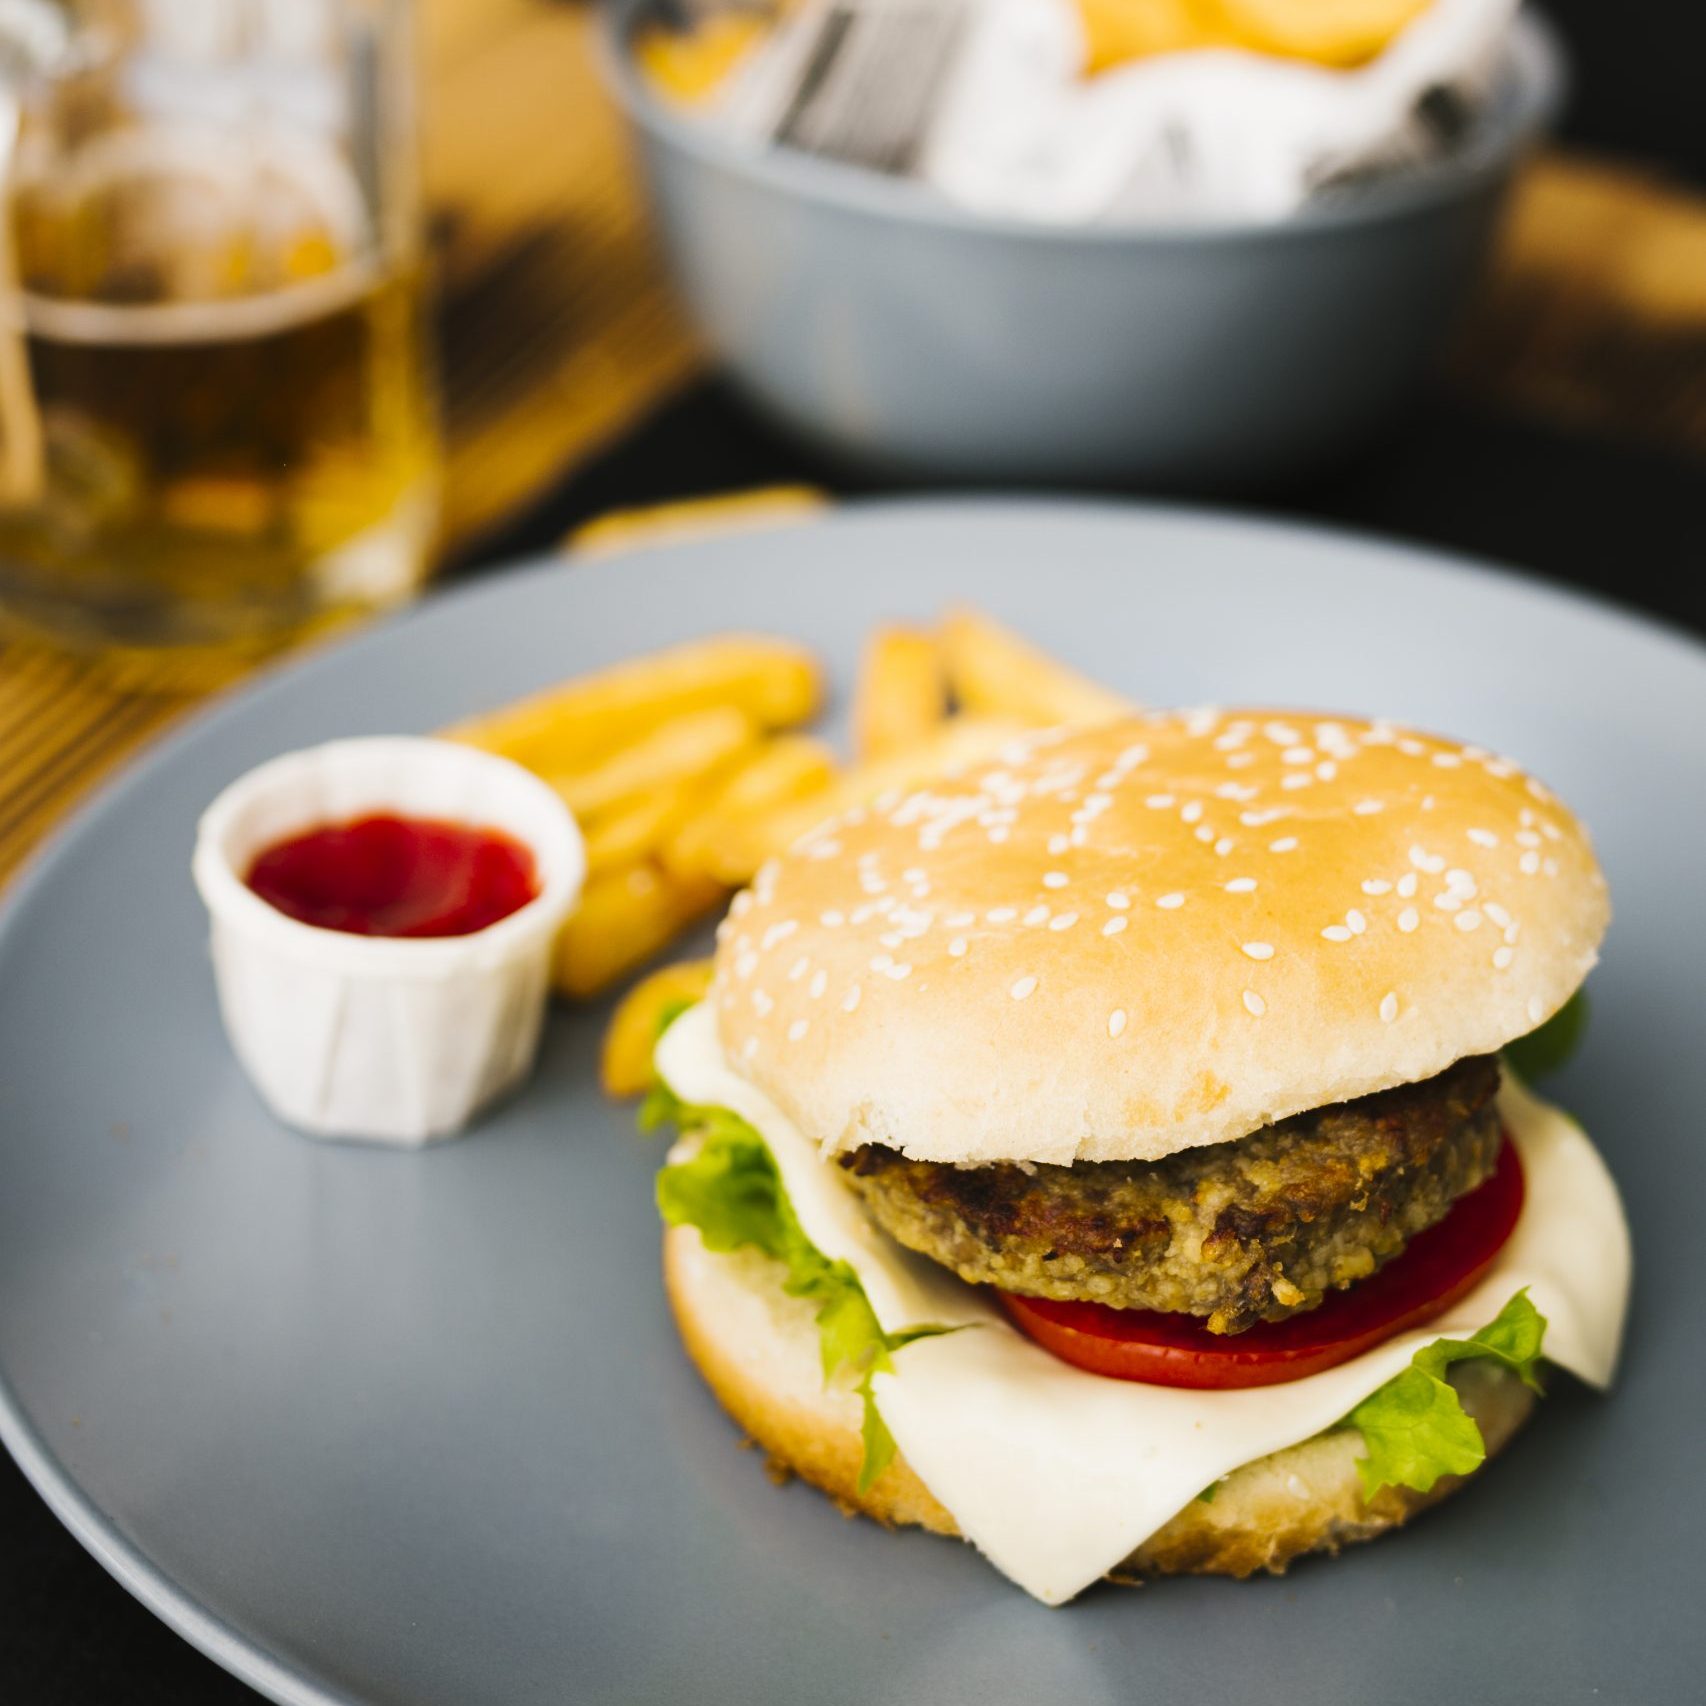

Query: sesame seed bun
(664, 1224), (1536, 1581)
(712, 712), (1608, 1165)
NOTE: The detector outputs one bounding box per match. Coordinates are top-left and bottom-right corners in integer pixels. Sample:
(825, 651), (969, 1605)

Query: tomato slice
(998, 1135), (1525, 1389)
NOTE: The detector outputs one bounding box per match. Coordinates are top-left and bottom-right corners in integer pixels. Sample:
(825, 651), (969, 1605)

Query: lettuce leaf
(1504, 989), (1588, 1081)
(654, 1099), (944, 1493)
(1346, 1290), (1547, 1499)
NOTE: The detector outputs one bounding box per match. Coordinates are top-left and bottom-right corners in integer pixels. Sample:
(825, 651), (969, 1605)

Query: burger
(647, 711), (1631, 1604)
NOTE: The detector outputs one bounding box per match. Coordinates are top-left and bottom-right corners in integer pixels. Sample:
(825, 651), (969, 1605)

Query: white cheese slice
(657, 1003), (1631, 1605)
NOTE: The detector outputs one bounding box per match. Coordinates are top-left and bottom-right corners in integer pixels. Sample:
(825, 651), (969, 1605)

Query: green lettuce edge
(650, 1083), (945, 1494)
(1344, 1289), (1547, 1499)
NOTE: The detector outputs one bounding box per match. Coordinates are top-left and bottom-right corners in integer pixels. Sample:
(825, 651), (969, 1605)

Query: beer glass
(0, 0), (440, 673)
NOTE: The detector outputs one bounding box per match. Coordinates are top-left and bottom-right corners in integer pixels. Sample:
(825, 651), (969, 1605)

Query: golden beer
(0, 4), (438, 673)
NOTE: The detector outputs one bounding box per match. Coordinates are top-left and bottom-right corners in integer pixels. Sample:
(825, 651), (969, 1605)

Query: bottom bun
(663, 1223), (1535, 1582)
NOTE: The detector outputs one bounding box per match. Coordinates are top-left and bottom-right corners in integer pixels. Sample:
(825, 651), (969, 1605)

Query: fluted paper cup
(193, 737), (584, 1145)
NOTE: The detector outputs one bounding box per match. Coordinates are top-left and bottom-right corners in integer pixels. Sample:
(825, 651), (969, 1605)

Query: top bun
(710, 712), (1608, 1166)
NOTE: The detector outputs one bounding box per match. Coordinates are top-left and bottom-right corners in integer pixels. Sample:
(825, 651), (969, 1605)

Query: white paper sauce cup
(193, 737), (584, 1145)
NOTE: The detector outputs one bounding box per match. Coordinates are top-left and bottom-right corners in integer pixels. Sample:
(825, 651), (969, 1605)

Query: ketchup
(246, 814), (539, 938)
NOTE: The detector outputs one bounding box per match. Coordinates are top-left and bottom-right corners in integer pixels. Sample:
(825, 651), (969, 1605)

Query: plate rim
(1, 492), (1702, 1706)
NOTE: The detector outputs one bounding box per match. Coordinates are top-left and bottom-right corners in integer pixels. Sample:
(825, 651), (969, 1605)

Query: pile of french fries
(444, 609), (1132, 1093)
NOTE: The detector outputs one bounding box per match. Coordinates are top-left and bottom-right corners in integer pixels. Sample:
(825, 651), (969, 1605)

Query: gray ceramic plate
(0, 500), (1700, 1706)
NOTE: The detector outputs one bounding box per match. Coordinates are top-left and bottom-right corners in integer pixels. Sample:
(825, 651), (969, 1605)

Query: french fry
(553, 862), (724, 1001)
(940, 608), (1133, 728)
(1213, 0), (1427, 67)
(1073, 0), (1235, 75)
(583, 788), (699, 880)
(852, 626), (947, 762)
(444, 634), (822, 773)
(600, 959), (715, 1097)
(632, 14), (770, 106)
(549, 705), (756, 822)
(663, 733), (838, 884)
(695, 715), (1030, 885)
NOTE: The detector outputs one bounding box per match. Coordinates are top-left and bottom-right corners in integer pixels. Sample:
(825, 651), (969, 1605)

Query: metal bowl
(602, 3), (1564, 487)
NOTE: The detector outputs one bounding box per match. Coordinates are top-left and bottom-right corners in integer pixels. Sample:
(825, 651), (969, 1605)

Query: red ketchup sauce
(246, 814), (539, 938)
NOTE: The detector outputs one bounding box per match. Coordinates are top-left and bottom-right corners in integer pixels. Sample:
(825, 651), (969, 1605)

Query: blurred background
(0, 0), (1702, 1695)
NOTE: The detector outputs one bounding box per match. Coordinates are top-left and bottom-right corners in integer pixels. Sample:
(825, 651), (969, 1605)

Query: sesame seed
(1398, 908), (1420, 933)
(1146, 794), (1175, 809)
(1519, 851), (1540, 875)
(1227, 751), (1257, 768)
(842, 985), (862, 1013)
(1270, 837), (1299, 853)
(1281, 774), (1312, 791)
(1225, 878), (1258, 893)
(1322, 925), (1353, 942)
(788, 956), (810, 981)
(1346, 909), (1367, 935)
(1282, 747), (1313, 766)
(1108, 1009), (1128, 1039)
(948, 937), (968, 957)
(1194, 825), (1215, 844)
(1241, 941), (1275, 961)
(1455, 910), (1483, 932)
(1362, 879), (1392, 895)
(741, 1036), (760, 1061)
(1011, 976), (1038, 1001)
(1484, 902), (1511, 929)
(1527, 995), (1544, 1024)
(1353, 800), (1384, 816)
(1181, 801), (1204, 824)
(809, 969), (828, 999)
(1043, 871), (1069, 889)
(884, 963), (912, 981)
(1467, 828), (1498, 849)
(1315, 762), (1338, 782)
(1156, 893), (1185, 910)
(735, 950), (759, 980)
(1214, 837), (1236, 856)
(753, 990), (774, 1016)
(761, 921), (798, 949)
(1434, 892), (1462, 912)
(1106, 891), (1131, 910)
(1379, 992), (1399, 1023)
(1020, 905), (1048, 927)
(1243, 990), (1266, 1016)
(945, 911), (976, 928)
(1397, 872), (1419, 898)
(819, 910), (845, 928)
(1103, 916), (1128, 937)
(1493, 946), (1515, 970)
(1047, 834), (1069, 856)
(787, 1019), (808, 1042)
(1049, 913), (1079, 932)
(987, 908), (1017, 924)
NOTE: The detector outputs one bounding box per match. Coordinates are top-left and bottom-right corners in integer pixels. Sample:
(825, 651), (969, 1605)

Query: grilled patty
(839, 1056), (1503, 1334)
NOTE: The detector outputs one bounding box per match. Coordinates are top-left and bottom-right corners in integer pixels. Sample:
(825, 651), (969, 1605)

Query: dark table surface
(4, 1), (1706, 1699)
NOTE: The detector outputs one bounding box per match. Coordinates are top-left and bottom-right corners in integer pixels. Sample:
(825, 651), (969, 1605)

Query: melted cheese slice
(658, 1003), (1631, 1604)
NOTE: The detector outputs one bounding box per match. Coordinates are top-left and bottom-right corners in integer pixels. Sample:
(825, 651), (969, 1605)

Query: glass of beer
(0, 0), (440, 676)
